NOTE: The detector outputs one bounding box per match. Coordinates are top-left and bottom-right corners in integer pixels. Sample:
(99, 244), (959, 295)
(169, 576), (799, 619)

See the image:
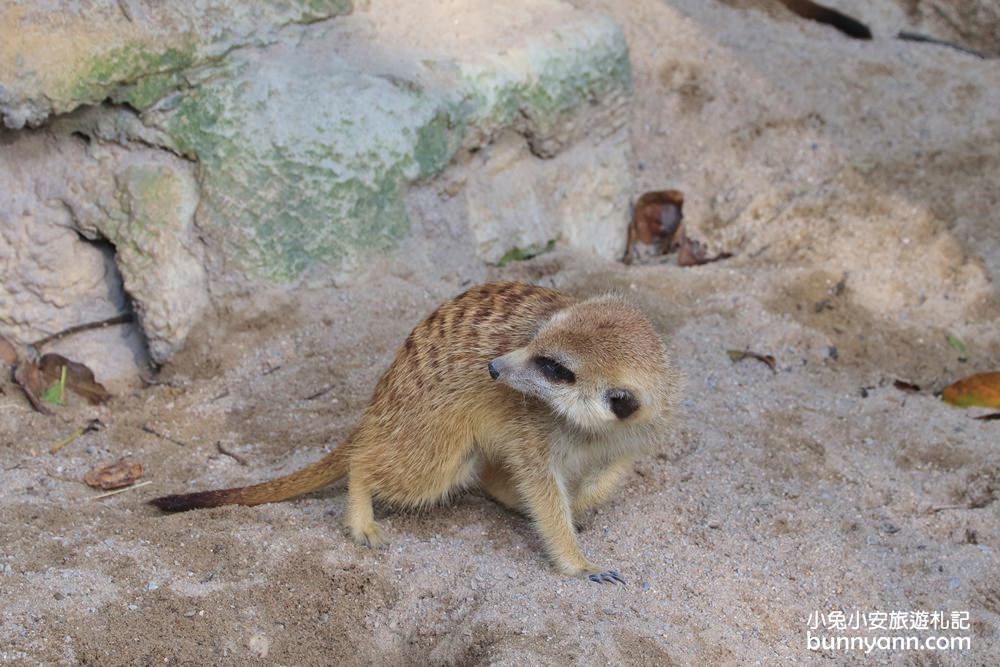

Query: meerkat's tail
(779, 0), (872, 39)
(148, 442), (351, 512)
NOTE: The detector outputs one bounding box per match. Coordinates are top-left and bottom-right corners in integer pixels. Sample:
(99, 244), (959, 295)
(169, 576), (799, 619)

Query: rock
(458, 129), (631, 263)
(247, 632), (270, 659)
(0, 106), (207, 372)
(140, 0), (633, 280)
(0, 129), (140, 379)
(0, 0), (354, 128)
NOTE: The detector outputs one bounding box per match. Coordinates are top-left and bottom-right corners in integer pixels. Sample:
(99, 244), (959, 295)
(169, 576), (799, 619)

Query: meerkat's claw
(588, 570), (626, 585)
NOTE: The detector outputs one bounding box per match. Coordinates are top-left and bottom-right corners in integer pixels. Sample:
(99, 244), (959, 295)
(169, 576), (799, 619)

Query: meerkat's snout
(487, 350), (549, 399)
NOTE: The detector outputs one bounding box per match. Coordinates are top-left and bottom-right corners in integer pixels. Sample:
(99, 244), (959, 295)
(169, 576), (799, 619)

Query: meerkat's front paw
(586, 569), (626, 585)
(349, 521), (387, 548)
(557, 559), (626, 585)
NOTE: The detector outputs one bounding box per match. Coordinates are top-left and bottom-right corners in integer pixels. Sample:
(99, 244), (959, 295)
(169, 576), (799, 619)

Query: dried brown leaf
(38, 353), (111, 405)
(973, 413), (1000, 421)
(624, 190), (684, 263)
(634, 191), (684, 246)
(84, 459), (143, 490)
(893, 379), (921, 394)
(13, 361), (53, 415)
(726, 349), (777, 372)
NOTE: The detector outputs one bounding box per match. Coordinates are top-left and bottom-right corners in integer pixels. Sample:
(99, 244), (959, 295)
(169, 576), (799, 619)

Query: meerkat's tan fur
(151, 282), (681, 582)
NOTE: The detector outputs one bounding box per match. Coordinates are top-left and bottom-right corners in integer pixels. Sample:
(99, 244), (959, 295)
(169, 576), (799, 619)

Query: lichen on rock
(0, 0), (356, 128)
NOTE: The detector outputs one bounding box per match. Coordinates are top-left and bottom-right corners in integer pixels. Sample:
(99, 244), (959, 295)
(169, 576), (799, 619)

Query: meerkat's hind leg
(479, 461), (524, 514)
(345, 473), (386, 547)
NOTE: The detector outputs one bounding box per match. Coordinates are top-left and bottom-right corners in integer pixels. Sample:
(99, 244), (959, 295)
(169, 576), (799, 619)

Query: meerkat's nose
(488, 360), (500, 380)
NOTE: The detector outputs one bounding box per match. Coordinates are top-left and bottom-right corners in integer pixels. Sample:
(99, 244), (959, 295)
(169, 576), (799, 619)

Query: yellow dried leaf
(942, 371), (1000, 408)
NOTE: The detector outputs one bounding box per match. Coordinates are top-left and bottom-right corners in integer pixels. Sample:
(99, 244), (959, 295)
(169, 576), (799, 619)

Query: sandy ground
(2, 1), (1000, 665)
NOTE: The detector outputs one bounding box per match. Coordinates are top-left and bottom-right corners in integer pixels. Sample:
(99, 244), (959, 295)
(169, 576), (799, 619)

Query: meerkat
(150, 282), (681, 583)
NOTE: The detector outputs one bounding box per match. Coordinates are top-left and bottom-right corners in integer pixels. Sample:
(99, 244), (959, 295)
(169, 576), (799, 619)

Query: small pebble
(248, 633), (270, 659)
(146, 581), (158, 591)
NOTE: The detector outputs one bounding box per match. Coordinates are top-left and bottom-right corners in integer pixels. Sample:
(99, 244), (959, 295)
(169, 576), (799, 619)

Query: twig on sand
(303, 385), (333, 400)
(50, 419), (104, 454)
(90, 480), (151, 500)
(29, 313), (134, 351)
(897, 31), (987, 59)
(216, 441), (249, 466)
(928, 505), (968, 513)
(141, 425), (188, 447)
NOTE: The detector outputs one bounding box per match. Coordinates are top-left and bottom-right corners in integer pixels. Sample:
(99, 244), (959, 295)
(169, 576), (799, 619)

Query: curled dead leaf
(14, 354), (111, 413)
(622, 189), (733, 266)
(84, 459), (143, 490)
(14, 361), (52, 415)
(624, 190), (684, 263)
(973, 413), (1000, 421)
(38, 353), (110, 405)
(893, 379), (921, 394)
(942, 371), (1000, 409)
(726, 349), (777, 372)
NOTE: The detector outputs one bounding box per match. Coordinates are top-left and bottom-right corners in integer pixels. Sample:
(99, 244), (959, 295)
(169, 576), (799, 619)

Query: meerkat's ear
(607, 389), (639, 420)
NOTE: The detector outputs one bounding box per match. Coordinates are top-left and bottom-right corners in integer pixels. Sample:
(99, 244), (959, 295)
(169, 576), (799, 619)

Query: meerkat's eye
(533, 356), (576, 384)
(607, 389), (639, 420)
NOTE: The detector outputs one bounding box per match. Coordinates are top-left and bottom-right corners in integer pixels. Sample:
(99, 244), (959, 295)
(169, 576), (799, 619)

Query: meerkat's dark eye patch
(607, 389), (639, 420)
(533, 356), (576, 384)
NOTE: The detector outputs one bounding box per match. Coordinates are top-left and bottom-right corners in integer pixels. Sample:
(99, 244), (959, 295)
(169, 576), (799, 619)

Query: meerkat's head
(488, 294), (681, 433)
